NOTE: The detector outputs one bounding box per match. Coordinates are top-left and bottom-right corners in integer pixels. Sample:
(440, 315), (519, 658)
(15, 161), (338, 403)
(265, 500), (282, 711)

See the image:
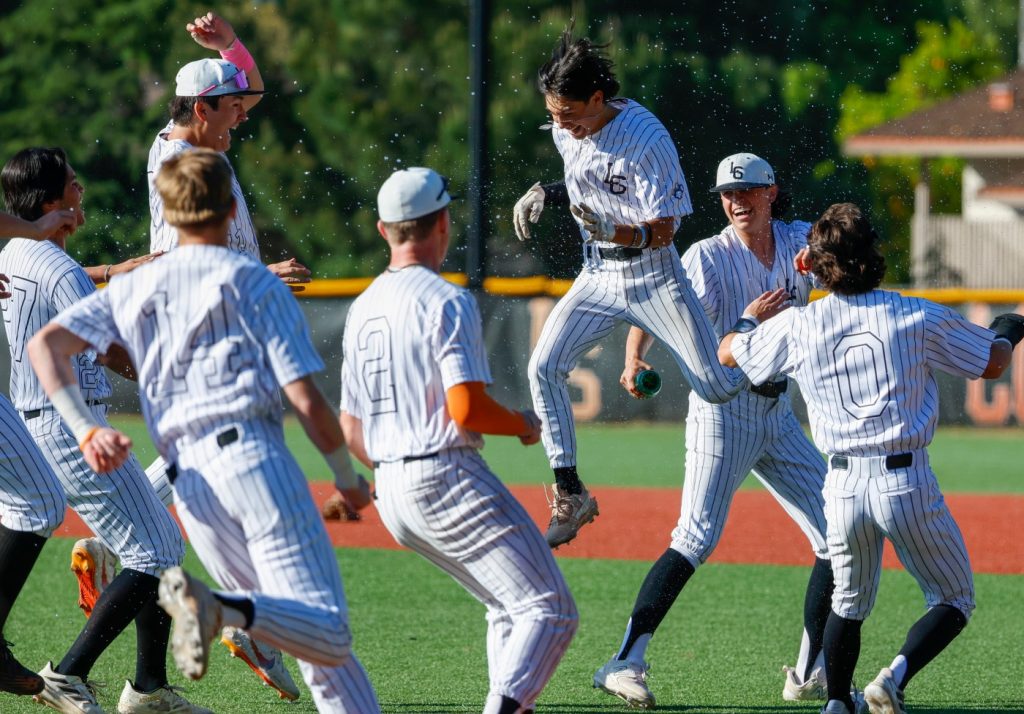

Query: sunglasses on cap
(197, 68), (250, 97)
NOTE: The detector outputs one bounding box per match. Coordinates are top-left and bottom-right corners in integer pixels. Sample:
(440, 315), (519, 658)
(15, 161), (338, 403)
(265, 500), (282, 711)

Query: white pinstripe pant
(529, 246), (745, 468)
(374, 448), (577, 708)
(824, 450), (974, 621)
(0, 396), (65, 536)
(671, 391), (829, 566)
(172, 418), (379, 714)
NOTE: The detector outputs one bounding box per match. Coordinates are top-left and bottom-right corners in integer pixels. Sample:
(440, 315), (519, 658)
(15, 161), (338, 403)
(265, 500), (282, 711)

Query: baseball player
(29, 148), (380, 714)
(514, 25), (745, 548)
(719, 202), (1020, 714)
(0, 147), (212, 713)
(595, 153), (835, 708)
(341, 167), (578, 714)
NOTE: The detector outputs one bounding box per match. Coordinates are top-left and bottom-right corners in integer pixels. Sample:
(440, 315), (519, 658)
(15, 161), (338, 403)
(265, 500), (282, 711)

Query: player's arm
(719, 288), (793, 367)
(982, 313), (1024, 379)
(446, 382), (541, 445)
(512, 181), (569, 241)
(282, 375), (372, 510)
(620, 327), (656, 399)
(96, 343), (137, 381)
(339, 411), (372, 470)
(86, 252), (164, 285)
(0, 209), (78, 240)
(26, 323), (132, 473)
(569, 205), (678, 249)
(265, 257), (312, 291)
(187, 12), (264, 113)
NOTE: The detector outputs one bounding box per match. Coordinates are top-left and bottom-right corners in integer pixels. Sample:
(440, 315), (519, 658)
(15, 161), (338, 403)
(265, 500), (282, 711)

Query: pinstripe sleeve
(731, 309), (798, 384)
(635, 132), (692, 220)
(53, 289), (119, 354)
(255, 280), (325, 386)
(681, 242), (720, 327)
(436, 290), (492, 390)
(339, 317), (361, 417)
(922, 301), (994, 379)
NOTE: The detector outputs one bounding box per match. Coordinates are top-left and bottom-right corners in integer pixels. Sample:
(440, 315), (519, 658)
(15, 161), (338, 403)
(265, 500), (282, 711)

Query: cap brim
(178, 89), (267, 97)
(709, 181), (773, 193)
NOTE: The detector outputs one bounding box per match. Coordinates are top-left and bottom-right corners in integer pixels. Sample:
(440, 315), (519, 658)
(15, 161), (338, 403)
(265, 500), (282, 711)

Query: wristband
(79, 426), (101, 451)
(729, 317), (759, 334)
(325, 443), (359, 489)
(220, 37), (255, 73)
(540, 181), (569, 206)
(50, 384), (101, 444)
(630, 225), (641, 248)
(102, 264), (112, 283)
(640, 222), (652, 249)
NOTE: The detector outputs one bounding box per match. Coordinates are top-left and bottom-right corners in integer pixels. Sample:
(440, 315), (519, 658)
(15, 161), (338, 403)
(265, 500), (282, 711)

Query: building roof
(844, 69), (1024, 158)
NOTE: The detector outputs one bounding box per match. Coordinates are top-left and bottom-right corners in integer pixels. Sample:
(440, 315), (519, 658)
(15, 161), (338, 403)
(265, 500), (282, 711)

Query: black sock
(0, 525), (46, 634)
(213, 593), (255, 629)
(897, 604), (967, 688)
(59, 569), (159, 679)
(132, 593), (171, 692)
(553, 466), (583, 495)
(802, 557), (835, 680)
(616, 549), (695, 660)
(823, 611), (862, 712)
(497, 695), (521, 714)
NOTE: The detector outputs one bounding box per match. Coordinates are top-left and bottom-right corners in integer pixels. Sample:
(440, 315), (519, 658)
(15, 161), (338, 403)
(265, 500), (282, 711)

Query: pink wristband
(220, 38), (255, 73)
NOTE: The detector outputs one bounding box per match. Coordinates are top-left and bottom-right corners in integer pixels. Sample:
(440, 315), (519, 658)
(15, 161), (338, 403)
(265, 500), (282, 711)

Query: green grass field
(2, 420), (1019, 713)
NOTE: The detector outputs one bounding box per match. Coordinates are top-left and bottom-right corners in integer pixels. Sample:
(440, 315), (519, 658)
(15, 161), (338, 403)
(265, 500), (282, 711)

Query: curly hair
(807, 202), (887, 295)
(537, 21), (620, 101)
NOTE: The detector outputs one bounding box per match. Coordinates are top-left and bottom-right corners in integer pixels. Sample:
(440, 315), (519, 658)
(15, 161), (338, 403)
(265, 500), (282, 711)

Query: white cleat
(116, 680), (214, 713)
(820, 690), (868, 714)
(221, 626), (300, 701)
(70, 538), (118, 618)
(864, 668), (907, 714)
(593, 658), (655, 709)
(157, 567), (223, 681)
(34, 661), (105, 713)
(783, 664), (827, 701)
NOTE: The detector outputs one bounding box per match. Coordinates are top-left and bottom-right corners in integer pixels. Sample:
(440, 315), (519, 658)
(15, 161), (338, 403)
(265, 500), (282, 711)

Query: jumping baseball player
(29, 148), (380, 714)
(0, 147), (212, 713)
(341, 167), (578, 714)
(593, 153), (835, 708)
(719, 202), (1021, 714)
(514, 25), (745, 548)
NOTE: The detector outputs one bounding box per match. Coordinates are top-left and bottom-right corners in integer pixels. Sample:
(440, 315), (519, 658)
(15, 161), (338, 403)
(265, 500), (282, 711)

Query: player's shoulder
(0, 237), (78, 272)
(615, 98), (670, 139)
(773, 219), (813, 245)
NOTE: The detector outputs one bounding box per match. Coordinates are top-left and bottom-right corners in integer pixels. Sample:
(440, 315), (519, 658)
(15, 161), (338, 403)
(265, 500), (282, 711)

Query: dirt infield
(50, 483), (1024, 575)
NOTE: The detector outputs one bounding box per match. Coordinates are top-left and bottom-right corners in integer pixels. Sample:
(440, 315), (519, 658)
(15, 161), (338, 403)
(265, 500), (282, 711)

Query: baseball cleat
(71, 537), (118, 617)
(593, 658), (655, 709)
(221, 626), (300, 701)
(157, 567), (224, 681)
(863, 668), (906, 714)
(820, 691), (868, 714)
(34, 661), (104, 713)
(0, 639), (43, 695)
(783, 664), (827, 701)
(117, 680), (214, 713)
(545, 484), (599, 548)
(321, 490), (361, 521)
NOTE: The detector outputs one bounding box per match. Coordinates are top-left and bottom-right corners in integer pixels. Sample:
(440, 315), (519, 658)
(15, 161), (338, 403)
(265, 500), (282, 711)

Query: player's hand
(339, 476), (373, 511)
(29, 209), (78, 240)
(513, 182), (545, 241)
(620, 357), (654, 399)
(81, 428), (133, 474)
(743, 288), (792, 323)
(267, 258), (312, 286)
(111, 252), (164, 279)
(517, 409), (542, 446)
(0, 273), (10, 300)
(187, 12), (237, 52)
(794, 247), (812, 275)
(570, 202), (615, 244)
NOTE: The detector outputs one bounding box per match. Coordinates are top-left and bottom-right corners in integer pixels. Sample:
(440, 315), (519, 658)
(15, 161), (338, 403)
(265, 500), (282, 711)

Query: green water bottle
(634, 369), (662, 397)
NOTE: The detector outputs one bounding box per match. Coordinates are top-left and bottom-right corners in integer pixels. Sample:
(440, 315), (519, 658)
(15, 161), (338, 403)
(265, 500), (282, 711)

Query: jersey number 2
(357, 317), (397, 415)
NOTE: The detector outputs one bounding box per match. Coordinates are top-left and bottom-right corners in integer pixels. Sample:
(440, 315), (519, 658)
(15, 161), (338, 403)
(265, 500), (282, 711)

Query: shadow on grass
(382, 705), (1024, 714)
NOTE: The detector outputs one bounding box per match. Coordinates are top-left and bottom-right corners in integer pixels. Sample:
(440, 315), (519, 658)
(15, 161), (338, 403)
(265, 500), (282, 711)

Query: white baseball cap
(175, 58), (265, 97)
(709, 152), (775, 192)
(377, 167), (452, 222)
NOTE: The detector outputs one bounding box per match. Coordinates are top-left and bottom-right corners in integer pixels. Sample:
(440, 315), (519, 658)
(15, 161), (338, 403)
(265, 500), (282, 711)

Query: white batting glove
(570, 202), (615, 244)
(513, 182), (545, 241)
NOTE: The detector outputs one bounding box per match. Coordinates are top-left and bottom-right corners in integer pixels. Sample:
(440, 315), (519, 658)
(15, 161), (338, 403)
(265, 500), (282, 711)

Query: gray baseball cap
(175, 58), (265, 97)
(377, 167), (452, 222)
(709, 153), (775, 192)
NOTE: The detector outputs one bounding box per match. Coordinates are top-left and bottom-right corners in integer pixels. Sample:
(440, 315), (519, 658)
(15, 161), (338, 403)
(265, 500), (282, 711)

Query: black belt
(373, 451), (439, 469)
(167, 427), (239, 485)
(830, 453), (913, 470)
(22, 400), (105, 420)
(598, 246), (644, 261)
(749, 380), (788, 399)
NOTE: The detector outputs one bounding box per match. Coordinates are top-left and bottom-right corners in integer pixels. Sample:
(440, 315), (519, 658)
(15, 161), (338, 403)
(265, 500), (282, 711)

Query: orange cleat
(70, 538), (117, 617)
(221, 627), (300, 700)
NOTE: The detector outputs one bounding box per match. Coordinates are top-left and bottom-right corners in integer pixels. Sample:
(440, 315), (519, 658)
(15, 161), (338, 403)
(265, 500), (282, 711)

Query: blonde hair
(155, 148), (234, 228)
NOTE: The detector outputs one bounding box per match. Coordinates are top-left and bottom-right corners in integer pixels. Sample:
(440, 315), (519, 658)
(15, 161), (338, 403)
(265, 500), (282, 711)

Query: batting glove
(513, 182), (545, 241)
(570, 202), (615, 244)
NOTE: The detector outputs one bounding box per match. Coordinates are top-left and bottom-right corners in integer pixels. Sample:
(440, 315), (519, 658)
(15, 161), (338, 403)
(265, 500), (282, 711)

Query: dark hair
(808, 202), (887, 295)
(168, 95), (223, 126)
(770, 189), (792, 219)
(380, 207), (445, 245)
(1, 147), (70, 221)
(537, 21), (620, 101)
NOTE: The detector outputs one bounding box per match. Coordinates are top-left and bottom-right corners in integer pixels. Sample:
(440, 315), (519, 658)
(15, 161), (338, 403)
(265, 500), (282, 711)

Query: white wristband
(50, 384), (101, 444)
(325, 444), (359, 490)
(740, 313), (760, 326)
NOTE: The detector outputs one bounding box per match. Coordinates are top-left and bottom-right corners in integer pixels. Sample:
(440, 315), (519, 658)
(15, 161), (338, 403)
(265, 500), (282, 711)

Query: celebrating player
(513, 24), (745, 548)
(594, 153), (835, 707)
(0, 147), (212, 713)
(28, 148), (380, 713)
(719, 202), (1020, 714)
(341, 167), (578, 714)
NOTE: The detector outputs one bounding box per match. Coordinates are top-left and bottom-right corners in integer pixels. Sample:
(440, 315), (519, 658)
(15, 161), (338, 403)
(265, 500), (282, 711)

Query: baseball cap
(377, 167), (452, 222)
(709, 153), (775, 192)
(175, 58), (265, 97)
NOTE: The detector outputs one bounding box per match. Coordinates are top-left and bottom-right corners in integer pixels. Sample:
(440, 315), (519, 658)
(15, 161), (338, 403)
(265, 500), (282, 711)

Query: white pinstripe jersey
(53, 246), (322, 460)
(730, 290), (995, 455)
(553, 99), (692, 258)
(0, 239), (112, 410)
(148, 122), (260, 259)
(340, 266), (491, 462)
